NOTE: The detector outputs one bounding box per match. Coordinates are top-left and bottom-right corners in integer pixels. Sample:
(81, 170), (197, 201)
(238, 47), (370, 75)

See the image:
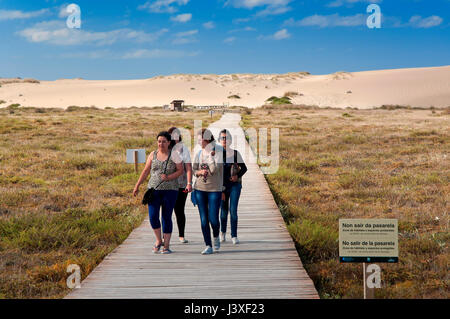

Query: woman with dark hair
(193, 128), (224, 255)
(168, 127), (193, 244)
(219, 129), (247, 244)
(133, 131), (184, 254)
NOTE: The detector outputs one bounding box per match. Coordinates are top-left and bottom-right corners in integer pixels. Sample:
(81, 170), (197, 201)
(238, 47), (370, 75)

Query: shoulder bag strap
(154, 149), (172, 190)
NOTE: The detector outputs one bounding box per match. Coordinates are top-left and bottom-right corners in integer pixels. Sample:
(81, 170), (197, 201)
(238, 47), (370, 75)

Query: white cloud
(229, 26), (256, 33)
(203, 21), (215, 29)
(173, 29), (198, 44)
(377, 14), (443, 28)
(259, 28), (290, 40)
(226, 0), (292, 17)
(226, 0), (291, 9)
(255, 5), (291, 17)
(224, 36), (236, 43)
(123, 48), (199, 59)
(172, 38), (195, 44)
(233, 17), (251, 24)
(284, 13), (443, 29)
(326, 0), (382, 8)
(59, 48), (199, 59)
(17, 20), (169, 46)
(0, 9), (49, 21)
(138, 0), (189, 14)
(171, 13), (192, 23)
(60, 50), (112, 59)
(408, 15), (443, 28)
(273, 29), (290, 40)
(175, 29), (198, 37)
(58, 4), (71, 18)
(284, 14), (366, 28)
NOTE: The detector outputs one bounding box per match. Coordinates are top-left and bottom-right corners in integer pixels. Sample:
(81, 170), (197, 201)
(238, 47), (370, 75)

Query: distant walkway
(65, 113), (319, 299)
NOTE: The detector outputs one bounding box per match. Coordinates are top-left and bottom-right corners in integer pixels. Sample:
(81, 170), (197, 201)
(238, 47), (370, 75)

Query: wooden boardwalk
(65, 113), (319, 299)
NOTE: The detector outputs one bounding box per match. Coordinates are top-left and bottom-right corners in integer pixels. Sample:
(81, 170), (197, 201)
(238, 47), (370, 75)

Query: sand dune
(0, 66), (449, 109)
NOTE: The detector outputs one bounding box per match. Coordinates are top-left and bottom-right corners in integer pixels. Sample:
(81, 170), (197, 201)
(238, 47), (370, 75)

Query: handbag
(190, 150), (202, 207)
(224, 149), (240, 178)
(230, 150), (241, 177)
(142, 149), (172, 205)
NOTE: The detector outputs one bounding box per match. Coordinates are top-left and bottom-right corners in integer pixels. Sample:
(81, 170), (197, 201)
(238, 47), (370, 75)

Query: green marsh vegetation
(0, 105), (220, 298)
(241, 105), (449, 299)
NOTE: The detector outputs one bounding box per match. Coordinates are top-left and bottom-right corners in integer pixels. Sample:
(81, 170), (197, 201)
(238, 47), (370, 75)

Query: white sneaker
(232, 237), (239, 245)
(220, 232), (226, 243)
(201, 246), (213, 255)
(213, 236), (220, 251)
(179, 237), (189, 244)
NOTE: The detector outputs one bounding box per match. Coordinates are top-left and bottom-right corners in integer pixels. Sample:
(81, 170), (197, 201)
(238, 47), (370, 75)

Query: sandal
(152, 243), (162, 254)
(161, 248), (172, 254)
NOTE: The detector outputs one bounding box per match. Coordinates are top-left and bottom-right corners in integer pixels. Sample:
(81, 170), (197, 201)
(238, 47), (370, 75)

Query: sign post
(364, 263), (381, 299)
(339, 219), (398, 299)
(363, 263), (368, 299)
(126, 149), (146, 174)
(133, 151), (138, 173)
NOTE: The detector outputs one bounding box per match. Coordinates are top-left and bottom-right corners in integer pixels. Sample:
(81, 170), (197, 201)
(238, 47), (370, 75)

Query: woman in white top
(168, 127), (193, 244)
(192, 128), (224, 255)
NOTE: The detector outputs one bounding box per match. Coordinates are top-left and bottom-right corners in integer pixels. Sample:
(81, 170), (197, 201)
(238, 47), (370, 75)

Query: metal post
(363, 262), (366, 299)
(363, 263), (376, 299)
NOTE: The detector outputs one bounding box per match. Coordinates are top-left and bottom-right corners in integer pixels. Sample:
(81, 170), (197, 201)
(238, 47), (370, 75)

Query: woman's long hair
(157, 131), (172, 143)
(168, 127), (181, 149)
(197, 128), (215, 143)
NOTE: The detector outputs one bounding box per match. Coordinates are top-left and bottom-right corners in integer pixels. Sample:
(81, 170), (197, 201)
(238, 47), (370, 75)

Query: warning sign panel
(339, 219), (398, 263)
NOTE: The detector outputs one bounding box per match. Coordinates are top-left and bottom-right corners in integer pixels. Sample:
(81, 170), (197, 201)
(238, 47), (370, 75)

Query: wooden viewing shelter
(170, 100), (185, 112)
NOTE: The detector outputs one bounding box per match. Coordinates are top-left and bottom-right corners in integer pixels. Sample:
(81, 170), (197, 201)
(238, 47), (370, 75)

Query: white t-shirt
(172, 142), (192, 188)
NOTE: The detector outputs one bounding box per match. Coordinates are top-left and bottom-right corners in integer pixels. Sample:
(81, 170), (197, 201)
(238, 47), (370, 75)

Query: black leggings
(174, 188), (188, 237)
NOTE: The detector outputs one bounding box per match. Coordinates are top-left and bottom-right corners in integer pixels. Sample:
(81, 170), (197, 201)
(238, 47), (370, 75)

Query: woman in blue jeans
(193, 128), (224, 255)
(219, 129), (247, 245)
(133, 131), (183, 254)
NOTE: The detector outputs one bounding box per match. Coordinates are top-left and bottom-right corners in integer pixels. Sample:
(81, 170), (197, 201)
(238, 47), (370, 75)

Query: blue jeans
(195, 190), (222, 247)
(148, 190), (178, 234)
(220, 183), (242, 238)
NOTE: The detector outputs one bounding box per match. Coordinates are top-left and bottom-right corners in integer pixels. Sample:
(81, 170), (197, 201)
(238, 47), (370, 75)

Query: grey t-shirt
(147, 150), (181, 191)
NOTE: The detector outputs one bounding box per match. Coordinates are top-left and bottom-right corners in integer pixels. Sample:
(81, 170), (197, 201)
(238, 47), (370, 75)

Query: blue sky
(1, 0), (449, 80)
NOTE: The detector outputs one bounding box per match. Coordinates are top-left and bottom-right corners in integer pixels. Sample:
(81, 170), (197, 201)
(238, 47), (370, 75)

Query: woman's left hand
(161, 174), (169, 181)
(185, 184), (193, 193)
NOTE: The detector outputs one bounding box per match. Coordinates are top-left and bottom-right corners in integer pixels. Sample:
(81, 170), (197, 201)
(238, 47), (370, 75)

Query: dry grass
(0, 78), (40, 85)
(241, 106), (449, 299)
(0, 106), (221, 299)
(283, 91), (301, 98)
